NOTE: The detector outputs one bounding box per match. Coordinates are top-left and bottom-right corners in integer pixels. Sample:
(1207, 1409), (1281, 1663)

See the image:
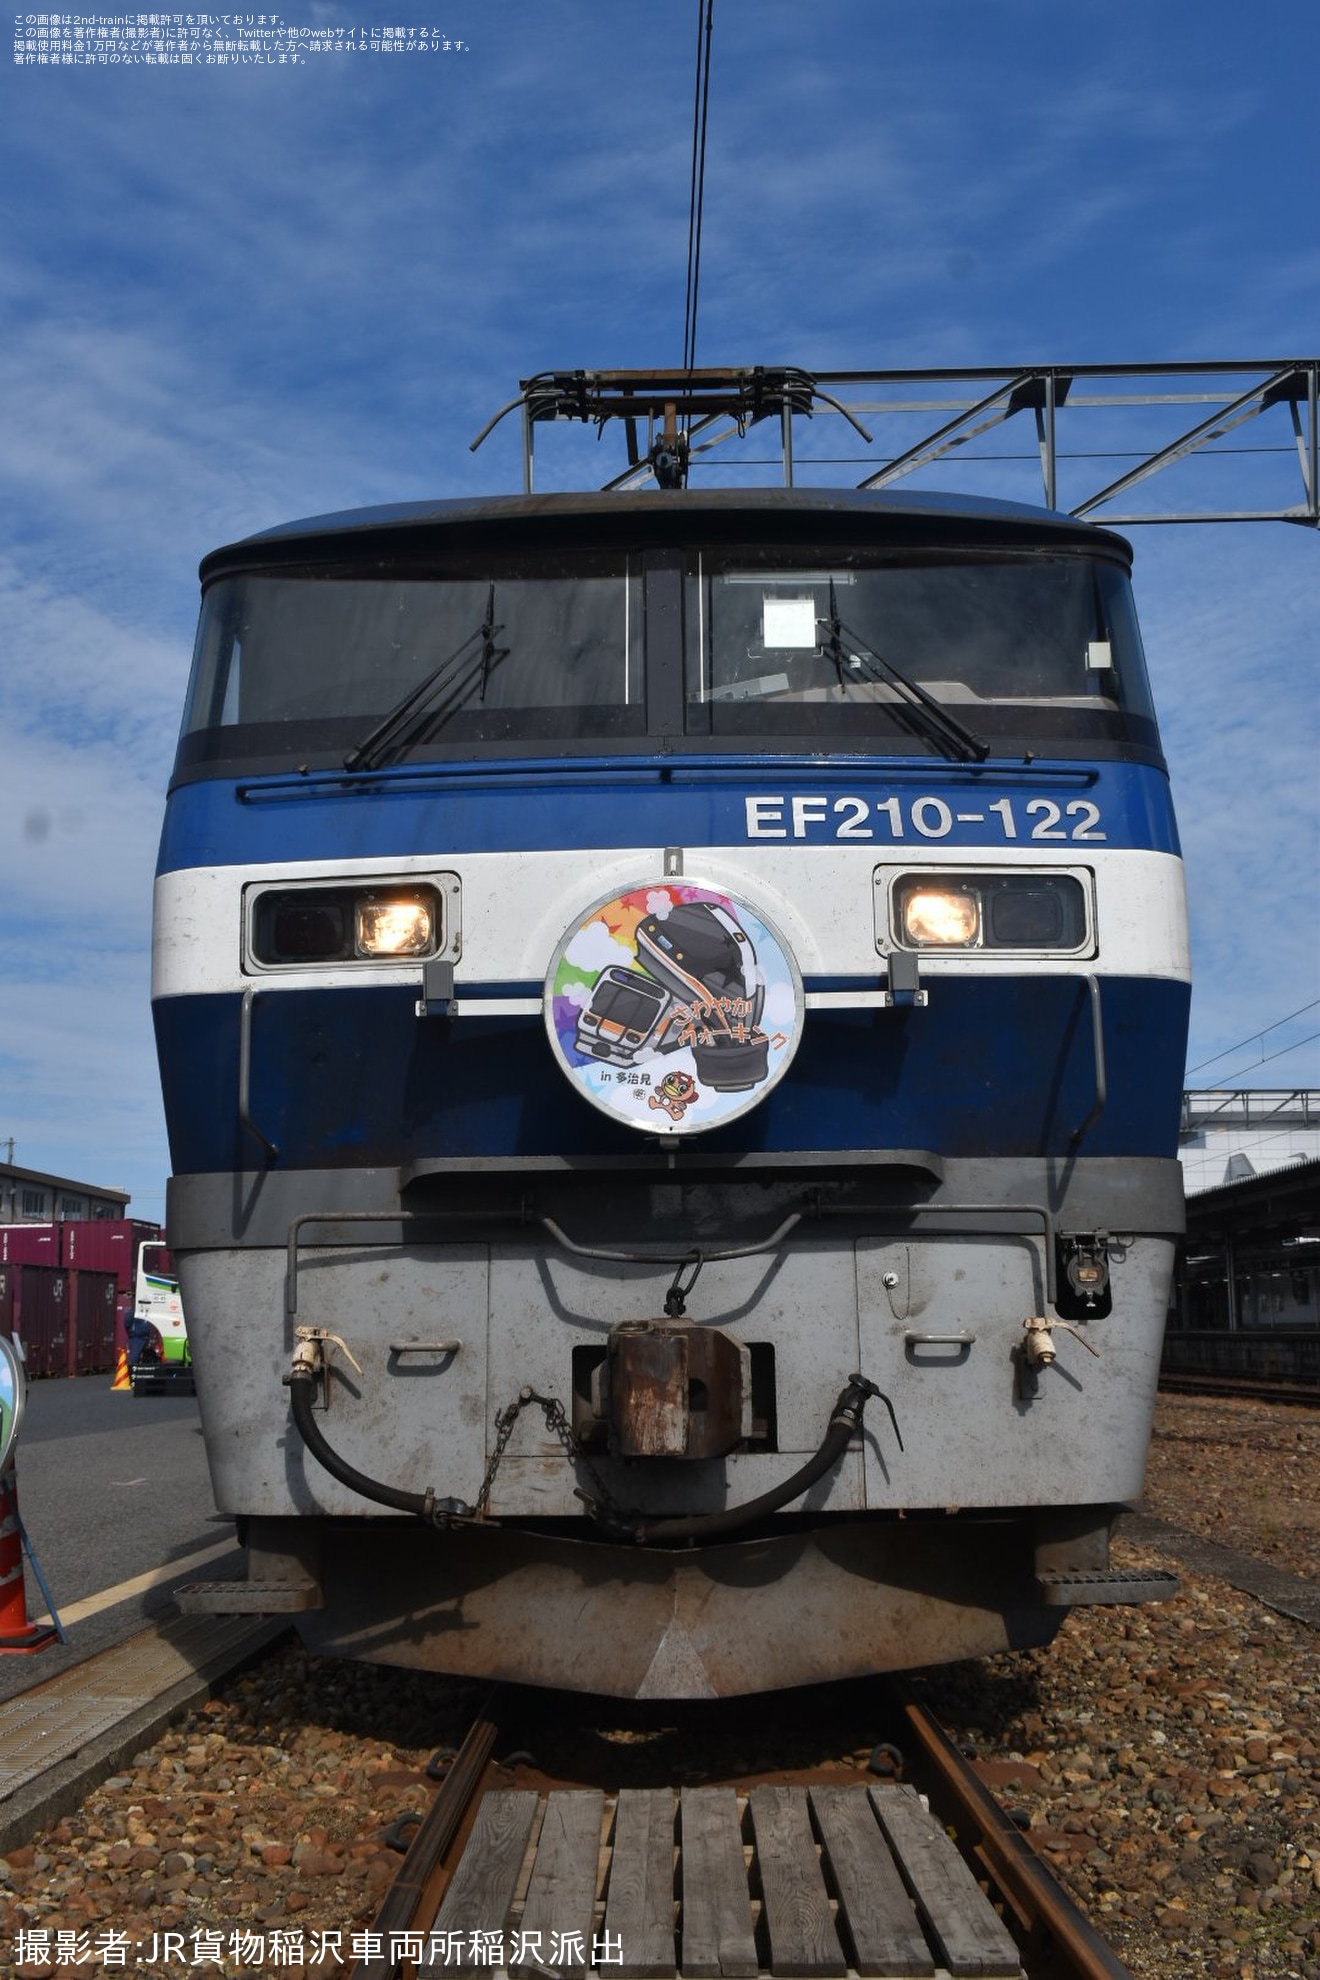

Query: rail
(891, 1681), (1135, 1980)
(1159, 1371), (1320, 1407)
(348, 1686), (506, 1980)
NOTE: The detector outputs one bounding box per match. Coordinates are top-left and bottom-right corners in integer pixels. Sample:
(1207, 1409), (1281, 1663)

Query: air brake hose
(621, 1373), (893, 1547)
(288, 1358), (896, 1544)
(288, 1364), (441, 1517)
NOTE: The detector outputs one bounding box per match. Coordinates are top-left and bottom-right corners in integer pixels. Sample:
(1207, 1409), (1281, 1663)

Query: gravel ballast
(916, 1393), (1320, 1980)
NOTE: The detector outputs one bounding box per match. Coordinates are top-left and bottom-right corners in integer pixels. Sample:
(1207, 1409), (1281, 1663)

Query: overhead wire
(1193, 1032), (1320, 1091)
(680, 0), (715, 430)
(1185, 998), (1320, 1078)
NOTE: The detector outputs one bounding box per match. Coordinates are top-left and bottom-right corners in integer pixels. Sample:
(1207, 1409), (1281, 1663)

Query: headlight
(356, 896), (434, 957)
(250, 884), (442, 966)
(902, 887), (980, 947)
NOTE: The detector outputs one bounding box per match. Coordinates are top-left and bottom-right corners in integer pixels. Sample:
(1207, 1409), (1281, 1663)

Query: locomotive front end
(154, 487), (1188, 1696)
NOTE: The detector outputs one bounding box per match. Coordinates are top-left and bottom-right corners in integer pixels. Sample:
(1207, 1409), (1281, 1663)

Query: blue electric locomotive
(157, 406), (1187, 1696)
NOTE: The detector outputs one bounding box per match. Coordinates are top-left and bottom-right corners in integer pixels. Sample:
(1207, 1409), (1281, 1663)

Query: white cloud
(563, 921), (634, 976)
(1132, 526), (1318, 1080)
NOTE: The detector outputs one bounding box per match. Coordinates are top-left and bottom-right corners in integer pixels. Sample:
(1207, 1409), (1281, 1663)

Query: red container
(70, 1269), (118, 1374)
(0, 1262), (15, 1333)
(14, 1265), (69, 1379)
(62, 1219), (162, 1295)
(0, 1224), (59, 1268)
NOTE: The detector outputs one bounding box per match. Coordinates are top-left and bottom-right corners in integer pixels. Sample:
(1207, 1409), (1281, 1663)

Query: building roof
(1185, 1156), (1320, 1244)
(0, 1162), (129, 1204)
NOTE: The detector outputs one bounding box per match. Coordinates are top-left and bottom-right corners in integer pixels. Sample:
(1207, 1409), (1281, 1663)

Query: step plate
(175, 1579), (323, 1614)
(1037, 1569), (1179, 1607)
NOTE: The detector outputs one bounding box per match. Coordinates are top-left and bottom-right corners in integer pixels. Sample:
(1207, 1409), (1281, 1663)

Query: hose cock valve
(1023, 1316), (1100, 1369)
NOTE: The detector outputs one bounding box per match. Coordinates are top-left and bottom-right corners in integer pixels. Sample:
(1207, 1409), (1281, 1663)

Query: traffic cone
(0, 1461), (59, 1654)
(111, 1347), (131, 1392)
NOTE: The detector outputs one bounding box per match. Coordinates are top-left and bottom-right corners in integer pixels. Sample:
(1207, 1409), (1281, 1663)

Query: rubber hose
(625, 1375), (878, 1546)
(288, 1368), (433, 1516)
(288, 1366), (880, 1543)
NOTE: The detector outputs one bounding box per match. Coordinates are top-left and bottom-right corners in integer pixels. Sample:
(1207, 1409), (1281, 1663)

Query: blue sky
(2, 0), (1317, 1221)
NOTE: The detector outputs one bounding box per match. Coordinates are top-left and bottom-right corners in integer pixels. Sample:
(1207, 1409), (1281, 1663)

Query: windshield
(685, 552), (1155, 741)
(183, 554), (644, 752)
(175, 538), (1160, 776)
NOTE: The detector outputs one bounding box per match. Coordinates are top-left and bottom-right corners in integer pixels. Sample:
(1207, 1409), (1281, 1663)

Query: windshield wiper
(821, 580), (988, 763)
(344, 585), (508, 771)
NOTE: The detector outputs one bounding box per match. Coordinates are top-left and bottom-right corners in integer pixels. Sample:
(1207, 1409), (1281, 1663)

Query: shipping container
(0, 1224), (59, 1268)
(71, 1269), (118, 1374)
(15, 1265), (69, 1379)
(62, 1218), (162, 1294)
(0, 1258), (131, 1377)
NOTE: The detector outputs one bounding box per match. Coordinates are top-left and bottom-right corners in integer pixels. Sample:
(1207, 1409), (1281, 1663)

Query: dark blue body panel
(154, 975), (1190, 1174)
(157, 755), (1180, 872)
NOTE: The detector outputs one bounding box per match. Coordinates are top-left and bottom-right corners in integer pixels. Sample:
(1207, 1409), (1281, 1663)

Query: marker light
(357, 896), (435, 957)
(902, 888), (980, 947)
(269, 898), (347, 961)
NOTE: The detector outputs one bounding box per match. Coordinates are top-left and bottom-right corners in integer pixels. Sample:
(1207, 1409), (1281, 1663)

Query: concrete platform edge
(1119, 1512), (1320, 1627)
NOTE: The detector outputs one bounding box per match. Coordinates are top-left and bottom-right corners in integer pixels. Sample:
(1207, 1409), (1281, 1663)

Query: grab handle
(1069, 974), (1107, 1148)
(238, 988), (280, 1162)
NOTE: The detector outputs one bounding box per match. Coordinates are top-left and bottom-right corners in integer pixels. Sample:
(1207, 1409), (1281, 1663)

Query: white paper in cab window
(763, 595), (818, 649)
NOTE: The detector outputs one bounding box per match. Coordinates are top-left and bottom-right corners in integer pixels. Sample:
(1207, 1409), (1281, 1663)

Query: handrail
(284, 1207), (513, 1319)
(813, 1198), (1059, 1304)
(238, 989), (280, 1162)
(538, 1212), (803, 1268)
(1069, 974), (1107, 1148)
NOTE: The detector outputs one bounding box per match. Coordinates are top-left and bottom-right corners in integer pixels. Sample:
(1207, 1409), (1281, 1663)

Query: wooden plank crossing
(429, 1788), (540, 1976)
(809, 1787), (934, 1978)
(515, 1790), (607, 1978)
(679, 1787), (759, 1979)
(869, 1787), (1021, 1978)
(749, 1785), (847, 1978)
(605, 1787), (680, 1978)
(429, 1784), (1023, 1978)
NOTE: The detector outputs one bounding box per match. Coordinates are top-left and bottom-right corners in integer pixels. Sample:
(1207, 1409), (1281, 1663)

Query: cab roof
(200, 486), (1132, 582)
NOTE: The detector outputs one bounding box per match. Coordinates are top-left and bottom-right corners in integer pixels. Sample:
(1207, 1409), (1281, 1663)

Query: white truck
(130, 1242), (194, 1395)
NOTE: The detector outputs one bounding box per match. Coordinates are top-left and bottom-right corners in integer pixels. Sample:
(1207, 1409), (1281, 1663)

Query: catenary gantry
(473, 360), (1320, 524)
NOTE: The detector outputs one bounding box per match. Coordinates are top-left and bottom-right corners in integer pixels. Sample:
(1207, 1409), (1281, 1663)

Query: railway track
(348, 1681), (1135, 1980)
(5, 1418), (1312, 1980)
(1158, 1371), (1320, 1408)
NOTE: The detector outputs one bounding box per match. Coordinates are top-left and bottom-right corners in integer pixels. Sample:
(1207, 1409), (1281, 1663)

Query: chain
(470, 1386), (627, 1525)
(664, 1252), (704, 1318)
